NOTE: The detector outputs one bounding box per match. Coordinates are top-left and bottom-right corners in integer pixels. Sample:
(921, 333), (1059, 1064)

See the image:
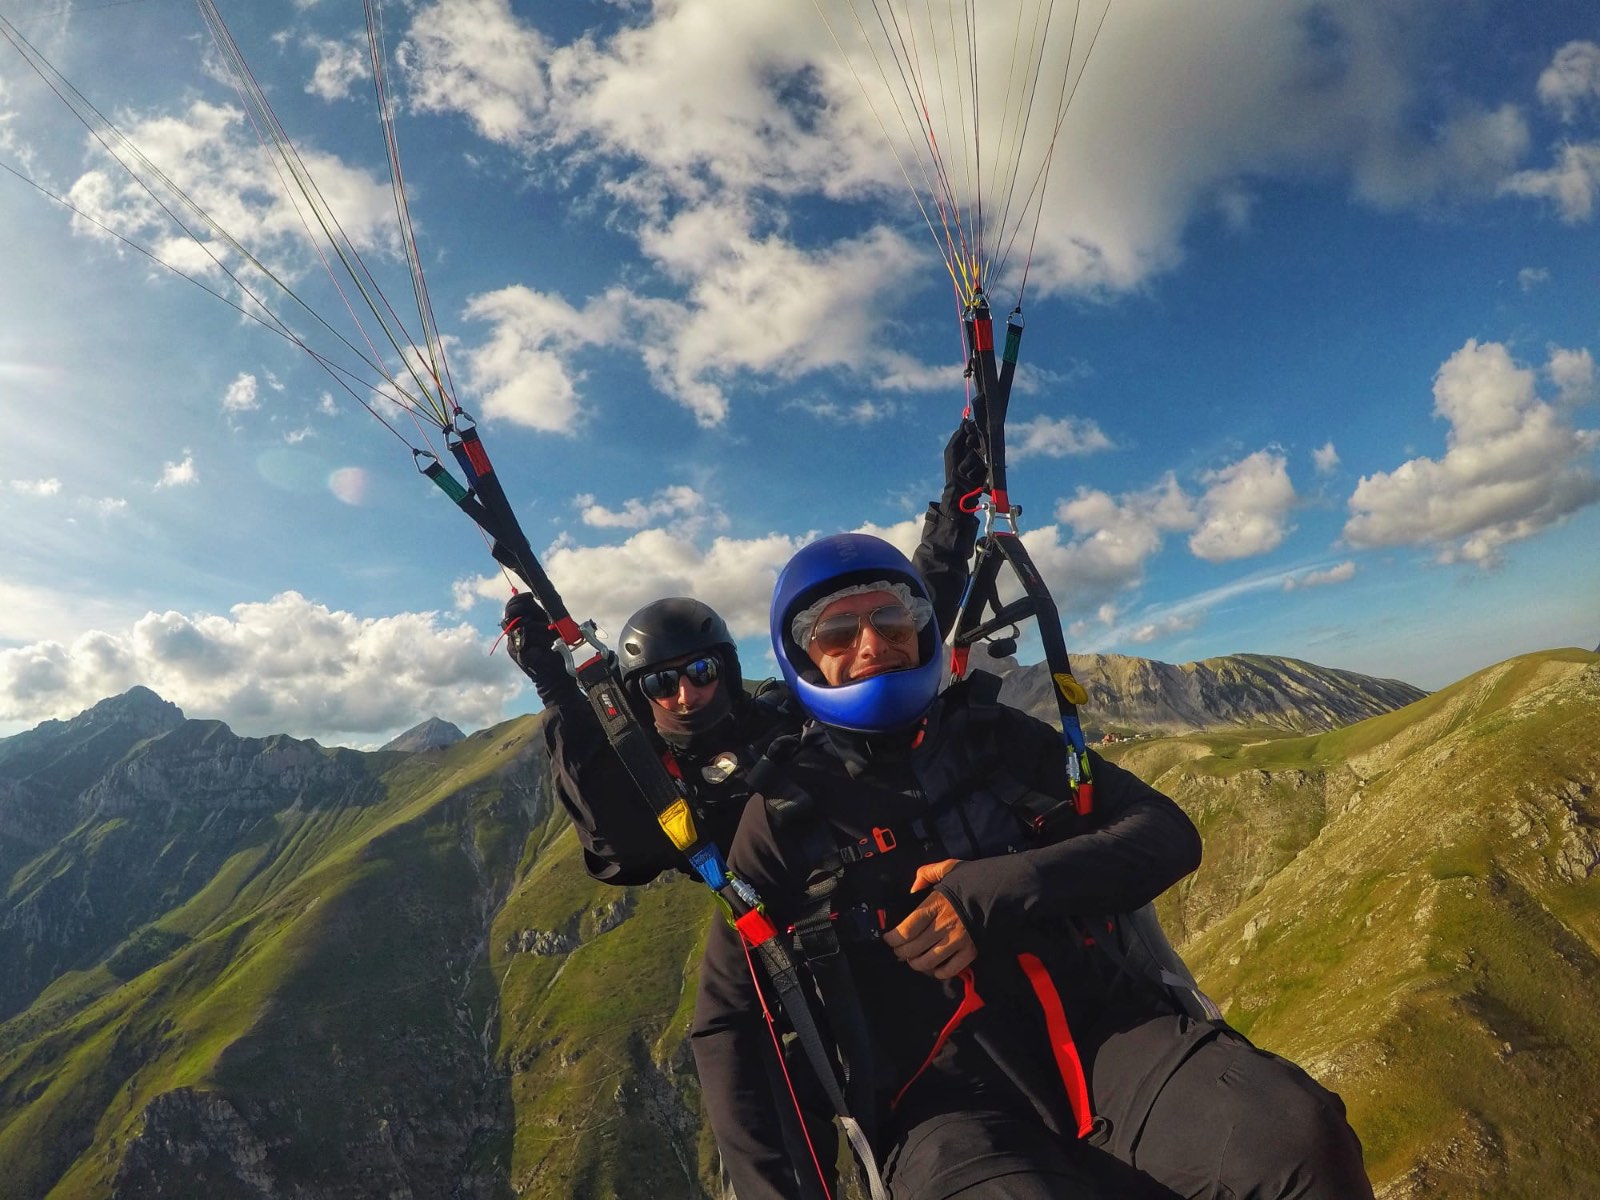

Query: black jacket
(544, 501), (978, 885)
(689, 675), (1203, 1200)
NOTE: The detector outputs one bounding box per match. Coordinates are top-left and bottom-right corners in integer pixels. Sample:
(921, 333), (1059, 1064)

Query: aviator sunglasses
(807, 604), (918, 657)
(639, 656), (720, 700)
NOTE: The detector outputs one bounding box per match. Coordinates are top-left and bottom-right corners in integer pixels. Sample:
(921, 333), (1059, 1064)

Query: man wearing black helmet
(502, 421), (987, 886)
(690, 533), (1373, 1200)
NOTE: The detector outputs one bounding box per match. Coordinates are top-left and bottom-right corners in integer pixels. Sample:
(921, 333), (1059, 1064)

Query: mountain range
(1, 649), (1596, 1198)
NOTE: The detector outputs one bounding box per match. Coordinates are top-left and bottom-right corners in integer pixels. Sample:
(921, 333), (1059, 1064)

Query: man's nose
(856, 622), (888, 657)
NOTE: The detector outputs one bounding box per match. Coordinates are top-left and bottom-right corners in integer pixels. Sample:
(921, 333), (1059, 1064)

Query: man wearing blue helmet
(691, 534), (1373, 1200)
(502, 423), (987, 887)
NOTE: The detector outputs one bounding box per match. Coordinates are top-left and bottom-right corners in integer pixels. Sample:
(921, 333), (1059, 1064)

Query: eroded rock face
(996, 652), (1427, 735)
(113, 1088), (278, 1199)
(80, 727), (380, 819)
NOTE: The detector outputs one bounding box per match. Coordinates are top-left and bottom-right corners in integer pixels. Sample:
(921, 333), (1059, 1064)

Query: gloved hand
(942, 417), (987, 510)
(501, 594), (573, 703)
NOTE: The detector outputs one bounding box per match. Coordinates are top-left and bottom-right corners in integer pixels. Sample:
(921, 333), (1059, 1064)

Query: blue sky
(1, 0), (1597, 747)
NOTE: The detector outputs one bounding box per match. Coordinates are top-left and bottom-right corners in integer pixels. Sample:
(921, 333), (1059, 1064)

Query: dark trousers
(871, 1014), (1372, 1200)
(1084, 1016), (1375, 1200)
(883, 1107), (1102, 1199)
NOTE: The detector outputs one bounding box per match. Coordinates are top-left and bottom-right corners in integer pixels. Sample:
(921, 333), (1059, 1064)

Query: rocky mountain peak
(380, 717), (466, 752)
(90, 684), (185, 723)
(75, 686), (187, 738)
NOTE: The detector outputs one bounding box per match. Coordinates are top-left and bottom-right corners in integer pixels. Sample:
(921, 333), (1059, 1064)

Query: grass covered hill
(1, 648), (1595, 1198)
(1110, 648), (1600, 1198)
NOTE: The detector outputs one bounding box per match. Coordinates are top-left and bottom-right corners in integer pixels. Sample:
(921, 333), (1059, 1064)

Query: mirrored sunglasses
(807, 605), (917, 657)
(639, 655), (720, 700)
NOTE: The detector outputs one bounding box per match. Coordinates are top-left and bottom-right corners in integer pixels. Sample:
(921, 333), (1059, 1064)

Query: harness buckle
(839, 902), (886, 943)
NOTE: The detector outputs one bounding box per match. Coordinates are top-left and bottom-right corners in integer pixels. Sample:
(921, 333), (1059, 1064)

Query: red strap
(949, 645), (971, 680)
(891, 968), (984, 1111)
(735, 908), (778, 947)
(1016, 952), (1095, 1137)
(1074, 779), (1094, 817)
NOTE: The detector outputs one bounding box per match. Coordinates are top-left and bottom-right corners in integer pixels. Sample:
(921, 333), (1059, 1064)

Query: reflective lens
(639, 656), (720, 700)
(807, 605), (917, 656)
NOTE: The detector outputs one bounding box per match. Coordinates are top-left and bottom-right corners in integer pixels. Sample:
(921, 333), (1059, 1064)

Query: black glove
(501, 594), (573, 703)
(942, 417), (987, 509)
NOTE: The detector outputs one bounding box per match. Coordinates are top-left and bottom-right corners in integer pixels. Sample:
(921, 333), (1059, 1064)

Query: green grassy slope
(0, 719), (548, 1200)
(1111, 650), (1600, 1198)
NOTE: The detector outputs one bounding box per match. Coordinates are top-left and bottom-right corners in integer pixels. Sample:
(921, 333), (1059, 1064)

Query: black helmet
(617, 597), (740, 684)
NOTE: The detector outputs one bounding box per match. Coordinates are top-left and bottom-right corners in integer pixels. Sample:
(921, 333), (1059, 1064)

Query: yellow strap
(657, 797), (699, 852)
(1053, 672), (1088, 706)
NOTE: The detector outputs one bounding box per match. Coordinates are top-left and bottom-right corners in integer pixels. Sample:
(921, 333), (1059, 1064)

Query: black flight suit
(690, 675), (1373, 1200)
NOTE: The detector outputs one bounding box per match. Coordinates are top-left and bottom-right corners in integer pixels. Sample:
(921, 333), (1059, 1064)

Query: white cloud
(0, 74), (32, 167)
(65, 99), (399, 288)
(8, 478), (62, 496)
(541, 527), (812, 644)
(1066, 602), (1121, 644)
(1547, 346), (1596, 405)
(458, 284), (627, 433)
(633, 214), (926, 425)
(0, 592), (519, 743)
(1283, 561), (1356, 591)
(1344, 339), (1600, 567)
(1020, 474), (1197, 614)
(575, 485), (726, 536)
(1009, 415), (1114, 461)
(1127, 614), (1197, 645)
(400, 0), (551, 146)
(1518, 266), (1551, 291)
(1501, 141), (1600, 223)
(1188, 450), (1296, 562)
(222, 372), (260, 412)
(1312, 442), (1340, 475)
(156, 454), (198, 489)
(787, 396), (900, 423)
(1537, 41), (1600, 123)
(303, 33), (371, 103)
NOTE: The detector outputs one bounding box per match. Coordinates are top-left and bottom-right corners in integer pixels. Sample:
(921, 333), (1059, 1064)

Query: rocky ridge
(992, 651), (1428, 736)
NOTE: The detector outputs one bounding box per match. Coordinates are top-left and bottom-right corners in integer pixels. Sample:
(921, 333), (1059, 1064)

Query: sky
(0, 0), (1597, 748)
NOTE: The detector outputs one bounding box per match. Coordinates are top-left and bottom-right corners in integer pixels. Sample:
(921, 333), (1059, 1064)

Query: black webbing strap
(952, 294), (1096, 814)
(792, 870), (889, 1148)
(737, 906), (889, 1200)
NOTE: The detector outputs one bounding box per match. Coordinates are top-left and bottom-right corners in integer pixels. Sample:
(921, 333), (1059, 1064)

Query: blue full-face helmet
(771, 533), (943, 734)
